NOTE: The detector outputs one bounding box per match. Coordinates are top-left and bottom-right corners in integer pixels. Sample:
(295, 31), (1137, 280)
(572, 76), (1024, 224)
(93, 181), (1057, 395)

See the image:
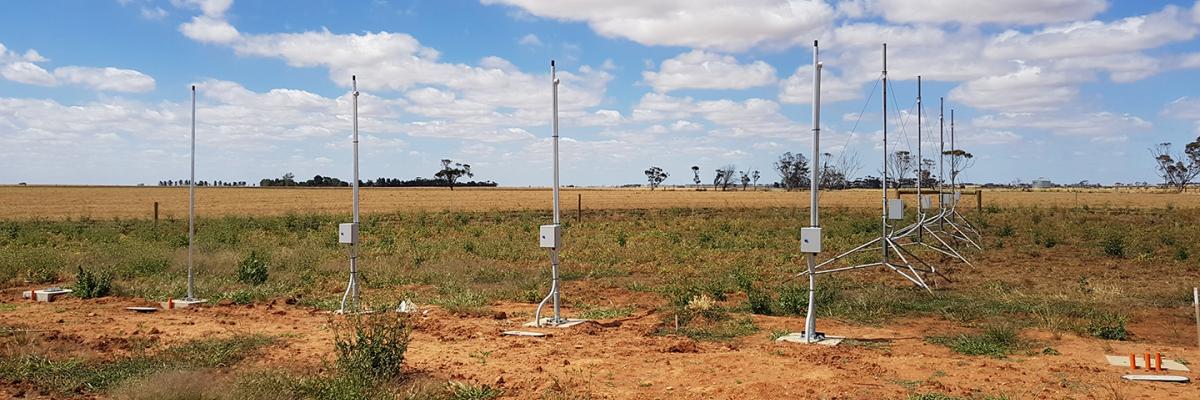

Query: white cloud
(140, 6), (168, 20)
(948, 65), (1086, 112)
(1162, 96), (1200, 120)
(974, 111), (1151, 138)
(518, 33), (542, 46)
(172, 0), (233, 16)
(984, 5), (1198, 61)
(1, 62), (56, 86)
(180, 15), (241, 43)
(871, 0), (1107, 25)
(642, 50), (776, 92)
(54, 66), (156, 92)
(481, 0), (835, 52)
(779, 64), (862, 105)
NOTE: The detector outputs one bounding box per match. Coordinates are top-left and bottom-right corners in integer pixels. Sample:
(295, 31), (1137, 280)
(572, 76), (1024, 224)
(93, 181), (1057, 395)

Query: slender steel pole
(804, 40), (821, 343)
(951, 109), (956, 191)
(916, 76), (922, 242)
(351, 75), (360, 305)
(881, 43), (889, 263)
(187, 85), (196, 301)
(551, 60), (562, 322)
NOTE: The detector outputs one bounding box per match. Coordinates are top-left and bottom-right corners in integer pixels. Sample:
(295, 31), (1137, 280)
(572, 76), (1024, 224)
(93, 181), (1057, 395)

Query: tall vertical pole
(551, 60), (562, 322)
(951, 109), (956, 191)
(350, 76), (360, 307)
(187, 85), (196, 301)
(939, 98), (945, 230)
(804, 40), (822, 343)
(881, 43), (889, 263)
(916, 76), (923, 242)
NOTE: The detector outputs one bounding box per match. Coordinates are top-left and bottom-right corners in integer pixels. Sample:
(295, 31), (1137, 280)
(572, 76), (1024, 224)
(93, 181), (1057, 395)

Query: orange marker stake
(1145, 353), (1152, 372)
(167, 297), (173, 310)
(1130, 353), (1137, 370)
(1155, 353), (1163, 372)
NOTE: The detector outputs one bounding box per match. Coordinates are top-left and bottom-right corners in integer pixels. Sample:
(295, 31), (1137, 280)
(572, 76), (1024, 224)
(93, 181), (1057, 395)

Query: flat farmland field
(2, 185), (1200, 399)
(2, 186), (1198, 220)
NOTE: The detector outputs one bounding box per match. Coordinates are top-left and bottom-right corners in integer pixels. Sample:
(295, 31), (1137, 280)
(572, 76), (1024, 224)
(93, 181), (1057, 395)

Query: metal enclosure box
(539, 224), (561, 248)
(338, 222), (359, 244)
(800, 227), (822, 253)
(920, 195), (933, 210)
(940, 193), (956, 207)
(887, 199), (904, 220)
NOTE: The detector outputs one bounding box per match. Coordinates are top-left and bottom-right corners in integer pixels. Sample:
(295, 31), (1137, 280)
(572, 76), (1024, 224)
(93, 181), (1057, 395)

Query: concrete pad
(1106, 355), (1190, 372)
(523, 318), (589, 328)
(22, 288), (73, 302)
(776, 333), (844, 346)
(163, 299), (207, 310)
(501, 330), (548, 337)
(1122, 375), (1189, 383)
(126, 307), (158, 313)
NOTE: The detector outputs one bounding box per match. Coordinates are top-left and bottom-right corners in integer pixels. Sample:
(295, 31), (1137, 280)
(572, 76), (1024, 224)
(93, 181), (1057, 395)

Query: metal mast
(881, 43), (889, 263)
(804, 40), (822, 343)
(338, 76), (361, 313)
(533, 60), (567, 326)
(187, 85), (196, 301)
(916, 76), (922, 242)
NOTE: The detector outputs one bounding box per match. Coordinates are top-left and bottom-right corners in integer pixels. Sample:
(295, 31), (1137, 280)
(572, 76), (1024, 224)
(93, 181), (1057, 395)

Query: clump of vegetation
(996, 224), (1014, 237)
(0, 335), (272, 395)
(236, 251), (270, 285)
(1085, 312), (1128, 340)
(446, 381), (503, 400)
(73, 265), (112, 299)
(333, 312), (412, 382)
(927, 327), (1022, 358)
(1100, 233), (1125, 258)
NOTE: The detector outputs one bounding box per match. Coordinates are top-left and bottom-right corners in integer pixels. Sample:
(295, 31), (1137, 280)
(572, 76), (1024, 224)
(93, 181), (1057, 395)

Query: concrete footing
(22, 288), (73, 302)
(162, 299), (208, 310)
(523, 318), (588, 328)
(776, 332), (844, 346)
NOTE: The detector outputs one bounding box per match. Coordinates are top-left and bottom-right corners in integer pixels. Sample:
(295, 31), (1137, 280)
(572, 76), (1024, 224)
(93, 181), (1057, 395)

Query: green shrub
(237, 251), (269, 286)
(73, 266), (112, 299)
(334, 312), (412, 383)
(1086, 312), (1128, 340)
(447, 381), (503, 400)
(927, 327), (1021, 358)
(1101, 234), (1125, 258)
(996, 224), (1014, 237)
(1175, 247), (1189, 261)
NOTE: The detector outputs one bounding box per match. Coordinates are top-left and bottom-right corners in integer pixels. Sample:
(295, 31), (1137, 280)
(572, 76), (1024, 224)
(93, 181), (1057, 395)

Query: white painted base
(23, 288), (73, 302)
(501, 330), (548, 337)
(523, 318), (588, 328)
(126, 306), (158, 313)
(163, 299), (207, 309)
(1122, 374), (1189, 383)
(1105, 355), (1190, 372)
(776, 333), (844, 346)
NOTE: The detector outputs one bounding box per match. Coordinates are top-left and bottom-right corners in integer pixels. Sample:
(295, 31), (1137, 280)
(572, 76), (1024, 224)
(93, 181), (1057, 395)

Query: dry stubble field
(2, 186), (1200, 399)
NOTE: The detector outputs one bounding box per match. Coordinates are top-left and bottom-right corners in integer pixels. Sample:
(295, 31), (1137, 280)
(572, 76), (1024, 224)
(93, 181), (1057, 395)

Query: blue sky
(2, 0), (1200, 186)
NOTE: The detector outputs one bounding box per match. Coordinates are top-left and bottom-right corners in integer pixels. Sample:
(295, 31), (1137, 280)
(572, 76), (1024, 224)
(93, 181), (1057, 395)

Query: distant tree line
(257, 159), (495, 189)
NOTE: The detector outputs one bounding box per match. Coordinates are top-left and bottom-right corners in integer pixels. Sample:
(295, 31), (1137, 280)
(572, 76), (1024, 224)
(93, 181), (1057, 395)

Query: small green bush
(996, 224), (1014, 237)
(927, 327), (1021, 358)
(73, 266), (112, 299)
(1100, 234), (1125, 258)
(334, 312), (412, 383)
(447, 381), (503, 400)
(1086, 312), (1128, 340)
(236, 251), (269, 286)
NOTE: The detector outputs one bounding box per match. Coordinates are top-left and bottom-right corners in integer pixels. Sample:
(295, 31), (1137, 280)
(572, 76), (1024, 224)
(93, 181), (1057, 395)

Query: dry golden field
(0, 185), (1198, 219)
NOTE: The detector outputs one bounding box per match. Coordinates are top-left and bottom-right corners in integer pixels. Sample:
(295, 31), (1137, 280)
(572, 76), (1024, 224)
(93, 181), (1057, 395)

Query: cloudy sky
(2, 0), (1200, 186)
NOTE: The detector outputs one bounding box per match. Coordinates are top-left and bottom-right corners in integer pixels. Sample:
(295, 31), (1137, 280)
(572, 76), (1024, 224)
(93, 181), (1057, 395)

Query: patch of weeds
(768, 329), (789, 341)
(0, 335), (272, 395)
(1041, 347), (1060, 355)
(1085, 312), (1128, 340)
(927, 327), (1022, 358)
(236, 251), (269, 286)
(333, 312), (412, 383)
(1175, 247), (1189, 261)
(434, 285), (491, 316)
(447, 381), (502, 400)
(1100, 233), (1125, 258)
(73, 265), (113, 299)
(616, 231), (627, 247)
(996, 224), (1014, 237)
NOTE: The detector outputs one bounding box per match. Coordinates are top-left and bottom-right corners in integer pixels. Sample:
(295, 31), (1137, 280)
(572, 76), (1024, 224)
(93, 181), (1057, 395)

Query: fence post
(976, 191), (982, 214)
(154, 202), (159, 227)
(577, 193), (582, 223)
